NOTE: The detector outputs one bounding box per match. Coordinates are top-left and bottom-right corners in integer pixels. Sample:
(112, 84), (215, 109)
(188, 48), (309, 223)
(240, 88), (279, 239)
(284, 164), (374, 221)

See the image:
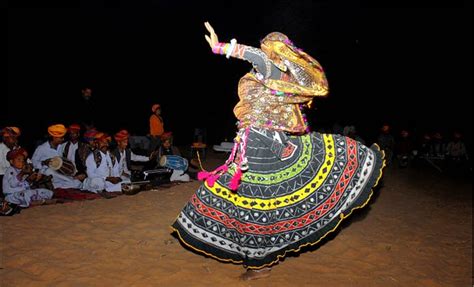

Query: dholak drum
(159, 155), (188, 171)
(48, 156), (76, 176)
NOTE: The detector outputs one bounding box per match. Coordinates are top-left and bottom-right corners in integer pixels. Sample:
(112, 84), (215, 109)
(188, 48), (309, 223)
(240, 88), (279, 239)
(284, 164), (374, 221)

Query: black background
(6, 0), (472, 150)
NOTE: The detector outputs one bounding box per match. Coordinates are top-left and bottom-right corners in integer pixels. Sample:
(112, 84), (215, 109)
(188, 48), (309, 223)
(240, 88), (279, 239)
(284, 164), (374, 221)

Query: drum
(49, 156), (76, 176)
(159, 155), (188, 171)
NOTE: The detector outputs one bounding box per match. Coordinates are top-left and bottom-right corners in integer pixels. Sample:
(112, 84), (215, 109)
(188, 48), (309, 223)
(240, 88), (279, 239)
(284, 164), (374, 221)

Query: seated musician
(2, 149), (54, 207)
(31, 124), (83, 189)
(111, 129), (158, 182)
(157, 132), (190, 182)
(82, 133), (122, 197)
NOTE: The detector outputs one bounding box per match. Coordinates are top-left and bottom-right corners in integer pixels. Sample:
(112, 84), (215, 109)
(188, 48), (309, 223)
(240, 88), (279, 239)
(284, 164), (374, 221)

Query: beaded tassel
(228, 127), (249, 191)
(198, 130), (240, 187)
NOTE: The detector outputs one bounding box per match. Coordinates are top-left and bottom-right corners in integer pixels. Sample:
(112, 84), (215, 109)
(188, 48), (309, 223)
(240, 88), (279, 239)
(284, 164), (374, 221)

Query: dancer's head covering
(258, 32), (328, 96)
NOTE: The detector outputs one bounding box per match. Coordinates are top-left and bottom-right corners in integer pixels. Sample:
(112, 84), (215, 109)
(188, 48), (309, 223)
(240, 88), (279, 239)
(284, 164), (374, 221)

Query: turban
(84, 129), (99, 142)
(114, 130), (129, 142)
(48, 124), (67, 138)
(160, 131), (173, 141)
(151, 104), (161, 113)
(68, 124), (81, 132)
(433, 132), (442, 140)
(6, 148), (27, 161)
(96, 133), (111, 143)
(2, 126), (21, 137)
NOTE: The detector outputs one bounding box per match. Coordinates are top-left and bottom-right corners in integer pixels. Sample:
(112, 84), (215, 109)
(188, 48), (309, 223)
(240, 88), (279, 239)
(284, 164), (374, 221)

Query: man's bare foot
(239, 267), (271, 281)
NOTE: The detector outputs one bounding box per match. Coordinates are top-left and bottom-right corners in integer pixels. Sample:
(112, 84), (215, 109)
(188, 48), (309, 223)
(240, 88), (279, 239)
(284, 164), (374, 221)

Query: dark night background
(6, 0), (472, 151)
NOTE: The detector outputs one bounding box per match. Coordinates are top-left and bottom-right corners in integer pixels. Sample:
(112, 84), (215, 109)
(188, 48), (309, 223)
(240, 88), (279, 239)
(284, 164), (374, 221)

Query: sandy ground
(0, 152), (472, 287)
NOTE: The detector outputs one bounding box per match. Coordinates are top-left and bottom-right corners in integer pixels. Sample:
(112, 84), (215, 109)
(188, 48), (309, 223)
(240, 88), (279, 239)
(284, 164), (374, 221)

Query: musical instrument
(159, 155), (188, 171)
(48, 156), (76, 176)
(121, 182), (145, 195)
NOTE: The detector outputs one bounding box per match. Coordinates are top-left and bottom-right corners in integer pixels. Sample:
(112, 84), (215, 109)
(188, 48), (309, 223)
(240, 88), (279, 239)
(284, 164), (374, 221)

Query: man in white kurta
(31, 124), (83, 189)
(58, 124), (82, 165)
(0, 127), (21, 179)
(82, 134), (122, 193)
(112, 130), (153, 182)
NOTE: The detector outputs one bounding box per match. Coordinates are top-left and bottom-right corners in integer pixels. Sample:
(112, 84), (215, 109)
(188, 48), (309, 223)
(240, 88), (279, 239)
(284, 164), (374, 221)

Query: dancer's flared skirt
(172, 130), (385, 269)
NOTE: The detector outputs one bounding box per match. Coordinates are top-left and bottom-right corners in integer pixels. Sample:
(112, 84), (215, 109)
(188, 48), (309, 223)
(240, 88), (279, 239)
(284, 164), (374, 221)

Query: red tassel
(229, 168), (243, 191)
(206, 174), (220, 187)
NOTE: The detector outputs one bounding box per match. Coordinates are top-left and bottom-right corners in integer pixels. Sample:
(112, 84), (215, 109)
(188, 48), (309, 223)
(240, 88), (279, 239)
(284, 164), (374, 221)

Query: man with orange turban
(1, 127), (21, 138)
(31, 124), (83, 189)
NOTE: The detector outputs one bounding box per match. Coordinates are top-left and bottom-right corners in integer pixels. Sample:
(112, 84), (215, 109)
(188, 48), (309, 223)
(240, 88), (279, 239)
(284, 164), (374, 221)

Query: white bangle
(226, 38), (237, 59)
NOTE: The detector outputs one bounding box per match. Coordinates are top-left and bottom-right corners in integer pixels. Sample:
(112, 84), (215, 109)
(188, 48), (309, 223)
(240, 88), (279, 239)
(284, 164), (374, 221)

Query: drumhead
(159, 155), (167, 167)
(48, 156), (63, 170)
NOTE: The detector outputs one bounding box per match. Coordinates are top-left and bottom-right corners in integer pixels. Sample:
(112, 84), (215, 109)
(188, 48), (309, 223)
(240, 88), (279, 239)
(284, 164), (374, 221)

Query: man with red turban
(58, 124), (84, 175)
(3, 148), (54, 208)
(111, 129), (157, 182)
(81, 132), (122, 197)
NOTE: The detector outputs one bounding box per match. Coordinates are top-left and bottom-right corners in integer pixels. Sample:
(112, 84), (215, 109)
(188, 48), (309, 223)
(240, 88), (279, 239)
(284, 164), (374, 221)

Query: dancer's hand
(204, 21), (219, 50)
